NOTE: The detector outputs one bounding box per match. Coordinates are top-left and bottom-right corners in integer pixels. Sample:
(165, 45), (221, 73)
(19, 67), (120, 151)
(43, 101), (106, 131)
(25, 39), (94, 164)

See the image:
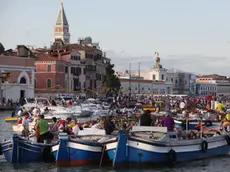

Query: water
(0, 111), (230, 172)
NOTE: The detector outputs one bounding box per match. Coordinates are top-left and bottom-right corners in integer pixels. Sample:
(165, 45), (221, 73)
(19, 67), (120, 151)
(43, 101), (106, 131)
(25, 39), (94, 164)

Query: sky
(1, 0), (230, 75)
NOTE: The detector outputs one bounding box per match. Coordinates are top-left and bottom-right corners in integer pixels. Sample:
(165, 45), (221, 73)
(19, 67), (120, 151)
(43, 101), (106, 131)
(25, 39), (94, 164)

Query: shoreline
(0, 106), (15, 111)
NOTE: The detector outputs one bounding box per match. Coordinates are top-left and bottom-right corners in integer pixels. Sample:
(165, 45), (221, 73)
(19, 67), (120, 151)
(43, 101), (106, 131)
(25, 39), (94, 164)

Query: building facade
(196, 74), (230, 96)
(124, 53), (195, 95)
(34, 40), (109, 97)
(0, 45), (35, 102)
(34, 2), (109, 97)
(119, 79), (172, 95)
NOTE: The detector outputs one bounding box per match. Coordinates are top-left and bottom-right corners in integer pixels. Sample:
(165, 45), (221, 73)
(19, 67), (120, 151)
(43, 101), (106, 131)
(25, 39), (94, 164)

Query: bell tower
(54, 0), (70, 44)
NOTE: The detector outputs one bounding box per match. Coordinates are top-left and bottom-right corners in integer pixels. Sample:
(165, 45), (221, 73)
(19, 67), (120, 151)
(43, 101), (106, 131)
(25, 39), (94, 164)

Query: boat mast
(138, 62), (140, 94)
(129, 63), (131, 107)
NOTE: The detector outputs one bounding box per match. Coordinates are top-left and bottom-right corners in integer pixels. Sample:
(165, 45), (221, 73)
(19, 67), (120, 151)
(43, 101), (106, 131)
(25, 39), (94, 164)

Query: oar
(99, 144), (106, 167)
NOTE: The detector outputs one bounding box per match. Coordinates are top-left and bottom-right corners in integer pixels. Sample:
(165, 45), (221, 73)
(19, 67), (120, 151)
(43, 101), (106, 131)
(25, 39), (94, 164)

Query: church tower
(54, 1), (70, 44)
(152, 52), (167, 81)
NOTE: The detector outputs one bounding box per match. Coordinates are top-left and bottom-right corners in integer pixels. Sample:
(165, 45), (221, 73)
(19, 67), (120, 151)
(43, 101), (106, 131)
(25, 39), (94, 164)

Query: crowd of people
(9, 94), (230, 143)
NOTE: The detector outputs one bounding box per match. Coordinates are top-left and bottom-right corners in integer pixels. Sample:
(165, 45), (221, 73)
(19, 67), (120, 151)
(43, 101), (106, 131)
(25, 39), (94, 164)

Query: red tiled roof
(35, 54), (59, 61)
(196, 74), (227, 79)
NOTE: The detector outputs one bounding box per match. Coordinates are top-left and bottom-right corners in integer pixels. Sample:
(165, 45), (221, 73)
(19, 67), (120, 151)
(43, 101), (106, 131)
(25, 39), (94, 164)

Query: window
(94, 80), (96, 88)
(65, 66), (68, 73)
(34, 79), (36, 88)
(20, 77), (27, 84)
(56, 64), (59, 72)
(47, 79), (52, 88)
(152, 75), (155, 80)
(161, 74), (164, 80)
(71, 55), (80, 60)
(47, 65), (51, 72)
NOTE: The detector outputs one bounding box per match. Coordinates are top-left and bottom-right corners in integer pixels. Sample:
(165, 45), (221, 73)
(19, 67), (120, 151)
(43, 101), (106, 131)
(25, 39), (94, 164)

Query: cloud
(106, 50), (230, 76)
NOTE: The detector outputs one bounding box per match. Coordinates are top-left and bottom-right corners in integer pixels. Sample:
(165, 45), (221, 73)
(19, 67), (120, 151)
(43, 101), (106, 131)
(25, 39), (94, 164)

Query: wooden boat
(105, 126), (230, 168)
(0, 134), (56, 163)
(52, 133), (116, 166)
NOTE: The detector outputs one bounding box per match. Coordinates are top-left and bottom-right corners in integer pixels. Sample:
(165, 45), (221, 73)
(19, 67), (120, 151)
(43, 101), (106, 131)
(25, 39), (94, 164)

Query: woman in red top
(17, 117), (22, 124)
(195, 121), (201, 131)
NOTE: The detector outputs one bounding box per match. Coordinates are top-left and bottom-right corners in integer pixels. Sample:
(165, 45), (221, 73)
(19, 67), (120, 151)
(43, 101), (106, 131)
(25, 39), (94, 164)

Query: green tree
(104, 61), (121, 90)
(0, 43), (5, 54)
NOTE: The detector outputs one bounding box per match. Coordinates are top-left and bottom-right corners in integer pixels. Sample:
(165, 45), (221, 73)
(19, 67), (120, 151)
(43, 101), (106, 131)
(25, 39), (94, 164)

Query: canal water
(0, 111), (230, 172)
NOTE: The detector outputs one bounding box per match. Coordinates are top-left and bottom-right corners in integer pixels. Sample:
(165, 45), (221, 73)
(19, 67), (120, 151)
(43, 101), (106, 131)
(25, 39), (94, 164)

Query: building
(54, 2), (70, 44)
(34, 2), (110, 97)
(119, 78), (172, 95)
(0, 45), (35, 102)
(196, 74), (230, 96)
(34, 40), (109, 97)
(123, 53), (195, 95)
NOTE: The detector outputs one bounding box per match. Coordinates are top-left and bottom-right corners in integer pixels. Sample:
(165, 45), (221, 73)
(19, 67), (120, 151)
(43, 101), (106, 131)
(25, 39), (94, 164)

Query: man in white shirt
(180, 101), (185, 110)
(17, 109), (23, 116)
(22, 113), (30, 137)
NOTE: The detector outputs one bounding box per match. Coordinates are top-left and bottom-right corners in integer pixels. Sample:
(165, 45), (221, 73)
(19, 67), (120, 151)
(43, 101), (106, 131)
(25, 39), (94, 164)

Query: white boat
(23, 98), (75, 116)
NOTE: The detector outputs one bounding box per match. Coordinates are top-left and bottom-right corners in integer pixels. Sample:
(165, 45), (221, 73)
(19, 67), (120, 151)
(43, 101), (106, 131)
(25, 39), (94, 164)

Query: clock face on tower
(55, 27), (63, 32)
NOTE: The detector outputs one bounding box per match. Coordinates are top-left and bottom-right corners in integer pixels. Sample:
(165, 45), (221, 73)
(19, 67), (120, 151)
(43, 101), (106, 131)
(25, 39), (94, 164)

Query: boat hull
(126, 138), (229, 164)
(1, 140), (13, 162)
(1, 134), (54, 163)
(52, 134), (104, 166)
(111, 131), (230, 168)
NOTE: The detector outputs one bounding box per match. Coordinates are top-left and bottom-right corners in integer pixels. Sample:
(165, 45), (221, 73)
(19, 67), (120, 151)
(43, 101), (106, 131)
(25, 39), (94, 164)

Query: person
(49, 117), (59, 133)
(194, 120), (201, 131)
(22, 113), (30, 137)
(104, 115), (115, 135)
(162, 112), (174, 132)
(36, 114), (53, 143)
(11, 111), (16, 117)
(58, 118), (73, 135)
(17, 108), (23, 116)
(140, 110), (152, 126)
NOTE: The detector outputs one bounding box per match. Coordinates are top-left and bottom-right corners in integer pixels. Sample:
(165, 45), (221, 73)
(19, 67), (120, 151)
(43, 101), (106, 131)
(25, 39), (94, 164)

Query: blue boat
(52, 133), (117, 166)
(109, 127), (230, 168)
(0, 134), (56, 163)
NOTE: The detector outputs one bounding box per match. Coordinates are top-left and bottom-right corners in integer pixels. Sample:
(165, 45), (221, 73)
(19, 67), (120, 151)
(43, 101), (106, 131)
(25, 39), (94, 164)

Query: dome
(155, 56), (160, 62)
(85, 37), (92, 42)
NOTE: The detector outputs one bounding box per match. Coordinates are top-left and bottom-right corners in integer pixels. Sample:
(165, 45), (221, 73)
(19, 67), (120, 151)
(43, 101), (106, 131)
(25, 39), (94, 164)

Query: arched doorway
(47, 79), (52, 88)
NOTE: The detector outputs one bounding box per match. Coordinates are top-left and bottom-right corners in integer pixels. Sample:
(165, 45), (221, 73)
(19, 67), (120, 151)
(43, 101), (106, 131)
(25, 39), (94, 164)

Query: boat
(23, 97), (75, 117)
(52, 133), (116, 166)
(142, 107), (156, 112)
(72, 105), (92, 117)
(0, 134), (56, 163)
(107, 126), (230, 168)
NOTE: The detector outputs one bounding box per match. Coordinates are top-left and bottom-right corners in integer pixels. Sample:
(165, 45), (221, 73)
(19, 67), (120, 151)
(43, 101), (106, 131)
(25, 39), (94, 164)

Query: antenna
(138, 62), (140, 94)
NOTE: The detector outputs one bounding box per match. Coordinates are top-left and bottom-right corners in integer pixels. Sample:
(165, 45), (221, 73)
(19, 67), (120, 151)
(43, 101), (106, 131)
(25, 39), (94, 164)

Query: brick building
(34, 2), (110, 97)
(34, 39), (110, 97)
